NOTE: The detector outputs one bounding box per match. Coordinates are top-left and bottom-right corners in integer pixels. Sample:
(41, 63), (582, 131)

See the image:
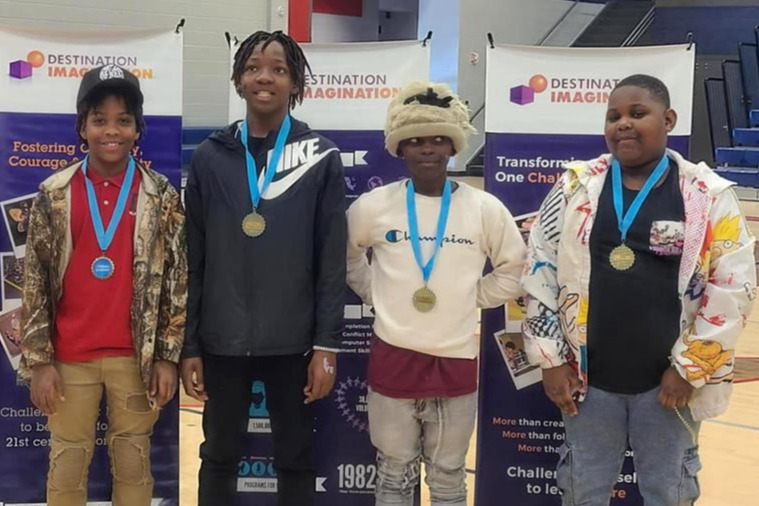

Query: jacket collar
(40, 158), (160, 196)
(565, 148), (734, 198)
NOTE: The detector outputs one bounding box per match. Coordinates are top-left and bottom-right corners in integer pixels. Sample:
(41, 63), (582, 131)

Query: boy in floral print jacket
(522, 74), (755, 506)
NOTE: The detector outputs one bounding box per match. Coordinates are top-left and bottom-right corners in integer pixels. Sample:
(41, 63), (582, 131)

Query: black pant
(198, 353), (315, 506)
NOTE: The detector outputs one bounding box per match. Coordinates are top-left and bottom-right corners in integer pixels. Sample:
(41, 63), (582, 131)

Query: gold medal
(412, 286), (437, 313)
(242, 212), (266, 237)
(609, 243), (635, 271)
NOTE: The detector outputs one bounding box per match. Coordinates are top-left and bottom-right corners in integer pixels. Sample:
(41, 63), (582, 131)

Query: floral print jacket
(522, 149), (756, 421)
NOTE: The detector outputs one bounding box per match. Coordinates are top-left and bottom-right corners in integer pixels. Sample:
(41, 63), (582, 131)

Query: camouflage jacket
(18, 160), (187, 389)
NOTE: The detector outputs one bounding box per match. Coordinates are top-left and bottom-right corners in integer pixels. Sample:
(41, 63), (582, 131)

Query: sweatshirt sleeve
(477, 195), (526, 308)
(521, 175), (572, 369)
(671, 188), (756, 387)
(313, 149), (348, 351)
(346, 194), (373, 305)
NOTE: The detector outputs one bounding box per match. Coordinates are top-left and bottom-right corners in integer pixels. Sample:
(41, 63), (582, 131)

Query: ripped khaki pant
(47, 356), (160, 506)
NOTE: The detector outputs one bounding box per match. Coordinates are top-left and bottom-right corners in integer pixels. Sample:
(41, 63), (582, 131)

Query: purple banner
(0, 111), (181, 505)
(476, 132), (689, 506)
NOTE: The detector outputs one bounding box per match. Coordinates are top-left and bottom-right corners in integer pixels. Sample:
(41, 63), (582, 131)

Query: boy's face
(238, 41), (298, 117)
(604, 85), (677, 168)
(399, 136), (453, 181)
(80, 95), (139, 167)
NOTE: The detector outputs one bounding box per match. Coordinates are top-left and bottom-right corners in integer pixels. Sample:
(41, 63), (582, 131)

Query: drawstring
(674, 407), (698, 446)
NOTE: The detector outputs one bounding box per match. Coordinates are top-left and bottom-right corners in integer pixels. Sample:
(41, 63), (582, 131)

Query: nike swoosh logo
(260, 148), (338, 200)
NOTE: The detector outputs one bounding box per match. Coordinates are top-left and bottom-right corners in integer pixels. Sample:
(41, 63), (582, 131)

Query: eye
(434, 136), (444, 143)
(606, 113), (620, 122)
(245, 65), (257, 73)
(408, 138), (419, 144)
(723, 240), (734, 249)
(275, 67), (288, 74)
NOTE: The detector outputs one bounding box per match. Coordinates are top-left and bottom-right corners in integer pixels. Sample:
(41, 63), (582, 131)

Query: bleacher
(182, 127), (216, 171)
(707, 26), (759, 189)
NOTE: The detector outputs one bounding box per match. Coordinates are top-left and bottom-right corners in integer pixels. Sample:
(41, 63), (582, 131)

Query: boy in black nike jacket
(180, 30), (346, 506)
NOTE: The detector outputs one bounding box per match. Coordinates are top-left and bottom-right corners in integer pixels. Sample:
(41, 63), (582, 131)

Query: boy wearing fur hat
(347, 81), (525, 506)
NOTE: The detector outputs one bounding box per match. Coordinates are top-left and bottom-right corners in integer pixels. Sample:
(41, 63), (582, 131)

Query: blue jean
(557, 386), (701, 506)
(368, 389), (476, 506)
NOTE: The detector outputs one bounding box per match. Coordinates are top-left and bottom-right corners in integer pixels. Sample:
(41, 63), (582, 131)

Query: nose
(617, 116), (633, 130)
(255, 67), (274, 83)
(420, 139), (435, 154)
(105, 123), (120, 136)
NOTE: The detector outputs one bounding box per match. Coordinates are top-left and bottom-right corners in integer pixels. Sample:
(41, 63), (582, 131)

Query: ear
(664, 108), (678, 133)
(291, 83), (300, 97)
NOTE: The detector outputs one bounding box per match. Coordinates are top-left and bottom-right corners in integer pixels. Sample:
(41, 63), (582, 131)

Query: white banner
(0, 26), (183, 115)
(485, 44), (695, 135)
(228, 40), (430, 129)
(0, 25), (182, 504)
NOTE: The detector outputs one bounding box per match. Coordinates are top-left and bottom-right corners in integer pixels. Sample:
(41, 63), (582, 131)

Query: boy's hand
(658, 367), (695, 409)
(180, 357), (208, 402)
(542, 364), (582, 417)
(150, 360), (178, 408)
(304, 351), (336, 404)
(30, 364), (64, 416)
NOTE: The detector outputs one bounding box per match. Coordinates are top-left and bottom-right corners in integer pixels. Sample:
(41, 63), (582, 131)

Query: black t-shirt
(248, 136), (265, 175)
(587, 160), (685, 394)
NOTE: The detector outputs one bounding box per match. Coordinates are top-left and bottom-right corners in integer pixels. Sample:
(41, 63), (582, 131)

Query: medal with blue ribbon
(239, 116), (291, 237)
(406, 179), (452, 312)
(82, 155), (136, 280)
(609, 154), (670, 271)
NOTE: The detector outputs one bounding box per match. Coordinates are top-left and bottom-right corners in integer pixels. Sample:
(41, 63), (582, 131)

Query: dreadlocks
(232, 30), (311, 110)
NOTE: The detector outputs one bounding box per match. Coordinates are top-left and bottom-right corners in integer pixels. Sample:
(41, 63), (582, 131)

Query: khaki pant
(47, 356), (160, 506)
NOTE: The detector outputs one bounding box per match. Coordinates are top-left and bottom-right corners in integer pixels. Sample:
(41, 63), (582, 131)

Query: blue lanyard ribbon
(406, 179), (452, 285)
(81, 155), (136, 254)
(612, 154), (669, 242)
(240, 115), (291, 210)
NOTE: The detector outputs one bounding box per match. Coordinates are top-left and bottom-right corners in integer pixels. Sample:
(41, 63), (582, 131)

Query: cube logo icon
(9, 60), (32, 79)
(8, 50), (45, 80)
(510, 74), (548, 106)
(510, 85), (534, 105)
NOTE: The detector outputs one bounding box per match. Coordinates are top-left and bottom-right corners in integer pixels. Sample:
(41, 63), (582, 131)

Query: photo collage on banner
(0, 25), (183, 505)
(228, 39), (430, 504)
(476, 44), (695, 505)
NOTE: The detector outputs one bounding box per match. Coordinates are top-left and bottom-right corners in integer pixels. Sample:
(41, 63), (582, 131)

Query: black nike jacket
(182, 118), (347, 358)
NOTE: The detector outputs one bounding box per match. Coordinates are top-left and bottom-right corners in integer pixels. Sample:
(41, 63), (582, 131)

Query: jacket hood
(208, 117), (315, 154)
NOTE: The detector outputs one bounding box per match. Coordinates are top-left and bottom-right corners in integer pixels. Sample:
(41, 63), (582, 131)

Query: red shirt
(54, 167), (141, 363)
(368, 335), (478, 399)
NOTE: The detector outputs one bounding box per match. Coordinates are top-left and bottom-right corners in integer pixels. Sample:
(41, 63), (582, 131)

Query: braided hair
(232, 30), (311, 110)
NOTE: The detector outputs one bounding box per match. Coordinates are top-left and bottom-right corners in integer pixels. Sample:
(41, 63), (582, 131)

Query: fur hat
(384, 81), (476, 158)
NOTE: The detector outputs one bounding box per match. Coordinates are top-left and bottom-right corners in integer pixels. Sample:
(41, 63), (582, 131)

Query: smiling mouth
(101, 141), (123, 148)
(253, 91), (275, 98)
